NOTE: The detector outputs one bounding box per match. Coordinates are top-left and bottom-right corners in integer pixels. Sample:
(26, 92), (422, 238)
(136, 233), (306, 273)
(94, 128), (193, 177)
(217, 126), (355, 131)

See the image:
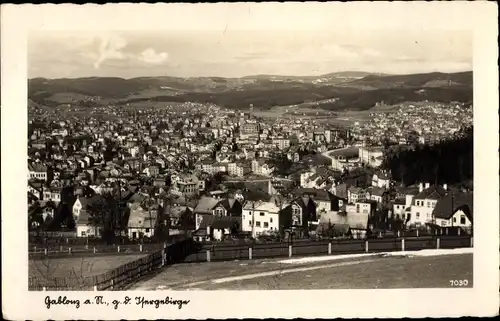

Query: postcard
(1, 2), (499, 319)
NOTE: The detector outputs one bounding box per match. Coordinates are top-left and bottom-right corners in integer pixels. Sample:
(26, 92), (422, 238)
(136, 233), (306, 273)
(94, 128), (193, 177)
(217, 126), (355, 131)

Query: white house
(242, 201), (280, 237)
(372, 171), (391, 189)
(432, 191), (473, 231)
(28, 162), (48, 181)
(127, 203), (158, 239)
(409, 183), (447, 226)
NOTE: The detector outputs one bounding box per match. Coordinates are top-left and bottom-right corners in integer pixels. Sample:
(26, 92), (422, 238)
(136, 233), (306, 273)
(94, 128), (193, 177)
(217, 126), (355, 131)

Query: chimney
(419, 183), (423, 193)
(443, 184), (448, 191)
(425, 182), (430, 189)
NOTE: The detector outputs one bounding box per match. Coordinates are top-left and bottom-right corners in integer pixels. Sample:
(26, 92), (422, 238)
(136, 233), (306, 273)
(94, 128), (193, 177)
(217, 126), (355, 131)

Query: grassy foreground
(131, 254), (473, 290)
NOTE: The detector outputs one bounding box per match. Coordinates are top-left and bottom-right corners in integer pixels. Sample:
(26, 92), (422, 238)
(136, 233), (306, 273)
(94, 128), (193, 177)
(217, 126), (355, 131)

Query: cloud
(93, 35), (128, 69)
(138, 48), (169, 64)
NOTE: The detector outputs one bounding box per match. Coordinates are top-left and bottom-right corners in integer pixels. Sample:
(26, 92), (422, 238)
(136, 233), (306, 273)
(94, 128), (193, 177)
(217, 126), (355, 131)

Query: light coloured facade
(242, 201), (280, 237)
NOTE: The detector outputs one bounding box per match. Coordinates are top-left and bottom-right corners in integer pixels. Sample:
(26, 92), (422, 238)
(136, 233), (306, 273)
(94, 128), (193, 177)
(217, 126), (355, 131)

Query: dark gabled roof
(194, 197), (221, 214)
(292, 187), (331, 202)
(370, 186), (387, 197)
(413, 185), (447, 201)
(432, 192), (473, 222)
(375, 171), (390, 180)
(217, 198), (238, 211)
(212, 216), (240, 229)
(393, 198), (406, 205)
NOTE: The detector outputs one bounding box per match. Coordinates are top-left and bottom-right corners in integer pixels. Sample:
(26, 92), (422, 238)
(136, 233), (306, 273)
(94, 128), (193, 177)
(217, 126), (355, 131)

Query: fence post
(111, 279), (114, 290)
(470, 236), (473, 247)
(34, 246), (37, 253)
(66, 238), (69, 245)
(68, 247), (72, 255)
(401, 238), (405, 251)
(43, 287), (46, 291)
(140, 244), (143, 252)
(60, 245), (63, 252)
(445, 228), (448, 236)
(85, 244), (89, 250)
(93, 247), (96, 254)
(94, 285), (98, 291)
(416, 229), (419, 238)
(248, 247), (252, 260)
(206, 250), (211, 262)
(365, 240), (369, 253)
(457, 228), (461, 236)
(436, 238), (440, 249)
(397, 230), (400, 238)
(44, 248), (48, 256)
(117, 246), (120, 253)
(288, 245), (292, 257)
(328, 243), (332, 255)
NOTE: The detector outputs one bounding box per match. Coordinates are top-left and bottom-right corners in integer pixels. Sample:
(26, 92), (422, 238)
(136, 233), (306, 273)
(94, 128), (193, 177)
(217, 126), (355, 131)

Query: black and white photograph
(2, 2), (499, 319)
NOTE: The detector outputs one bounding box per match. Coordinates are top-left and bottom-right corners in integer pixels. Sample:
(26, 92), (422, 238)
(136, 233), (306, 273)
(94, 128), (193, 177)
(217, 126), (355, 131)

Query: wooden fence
(28, 244), (163, 259)
(184, 235), (473, 263)
(29, 235), (473, 291)
(29, 249), (165, 291)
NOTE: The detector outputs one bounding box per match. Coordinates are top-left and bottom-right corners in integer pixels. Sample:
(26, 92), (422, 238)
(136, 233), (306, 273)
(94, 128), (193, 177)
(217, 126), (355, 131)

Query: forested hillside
(382, 126), (473, 188)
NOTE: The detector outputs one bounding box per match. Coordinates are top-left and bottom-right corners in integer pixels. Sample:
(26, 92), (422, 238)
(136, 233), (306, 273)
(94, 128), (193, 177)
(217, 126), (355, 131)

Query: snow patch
(279, 253), (379, 264)
(382, 247), (473, 257)
(277, 248), (472, 264)
(211, 259), (376, 284)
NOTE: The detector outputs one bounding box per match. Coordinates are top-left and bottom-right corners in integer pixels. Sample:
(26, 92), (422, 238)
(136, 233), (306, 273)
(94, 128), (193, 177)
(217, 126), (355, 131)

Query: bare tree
(30, 230), (95, 291)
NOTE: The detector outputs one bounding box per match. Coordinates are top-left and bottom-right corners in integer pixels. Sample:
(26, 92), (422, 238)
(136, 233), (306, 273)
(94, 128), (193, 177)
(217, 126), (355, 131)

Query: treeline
(112, 86), (472, 112)
(317, 87), (472, 111)
(382, 126), (473, 188)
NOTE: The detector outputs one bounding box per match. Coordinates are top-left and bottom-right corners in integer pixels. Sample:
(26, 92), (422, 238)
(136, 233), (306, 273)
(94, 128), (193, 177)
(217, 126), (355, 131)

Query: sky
(27, 6), (473, 79)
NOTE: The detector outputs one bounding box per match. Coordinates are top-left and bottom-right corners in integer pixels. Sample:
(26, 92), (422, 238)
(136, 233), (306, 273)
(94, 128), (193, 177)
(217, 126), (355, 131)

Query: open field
(29, 254), (147, 279)
(130, 251), (473, 291)
(253, 106), (392, 126)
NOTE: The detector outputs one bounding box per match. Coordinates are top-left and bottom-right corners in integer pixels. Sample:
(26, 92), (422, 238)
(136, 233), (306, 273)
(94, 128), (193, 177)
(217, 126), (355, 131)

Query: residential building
(242, 201), (280, 237)
(409, 183), (447, 226)
(432, 192), (473, 232)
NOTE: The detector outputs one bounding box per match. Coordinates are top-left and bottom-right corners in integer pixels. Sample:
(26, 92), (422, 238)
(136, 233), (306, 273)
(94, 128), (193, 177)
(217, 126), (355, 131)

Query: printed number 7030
(449, 279), (469, 287)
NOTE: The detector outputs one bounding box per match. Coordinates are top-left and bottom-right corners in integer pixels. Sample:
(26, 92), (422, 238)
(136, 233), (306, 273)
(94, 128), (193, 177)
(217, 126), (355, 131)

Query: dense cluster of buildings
(351, 102), (473, 145)
(27, 101), (473, 242)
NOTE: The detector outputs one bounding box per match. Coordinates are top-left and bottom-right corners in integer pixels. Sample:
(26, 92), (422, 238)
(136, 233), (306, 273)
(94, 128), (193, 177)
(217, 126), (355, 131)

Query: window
(442, 221), (447, 227)
(427, 213), (431, 219)
(260, 212), (265, 216)
(249, 220), (252, 226)
(356, 204), (360, 213)
(416, 212), (420, 218)
(402, 214), (405, 220)
(453, 217), (456, 223)
(460, 215), (466, 225)
(264, 222), (269, 228)
(270, 217), (273, 223)
(81, 231), (86, 237)
(256, 221), (261, 227)
(145, 228), (150, 233)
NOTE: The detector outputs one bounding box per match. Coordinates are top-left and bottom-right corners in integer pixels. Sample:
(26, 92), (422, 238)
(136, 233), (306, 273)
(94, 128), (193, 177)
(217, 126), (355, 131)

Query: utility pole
(451, 191), (455, 228)
(251, 202), (255, 239)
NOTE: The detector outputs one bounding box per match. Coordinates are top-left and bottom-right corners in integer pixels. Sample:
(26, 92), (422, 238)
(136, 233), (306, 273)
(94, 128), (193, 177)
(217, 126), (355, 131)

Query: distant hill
(28, 71), (472, 111)
(343, 71), (472, 89)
